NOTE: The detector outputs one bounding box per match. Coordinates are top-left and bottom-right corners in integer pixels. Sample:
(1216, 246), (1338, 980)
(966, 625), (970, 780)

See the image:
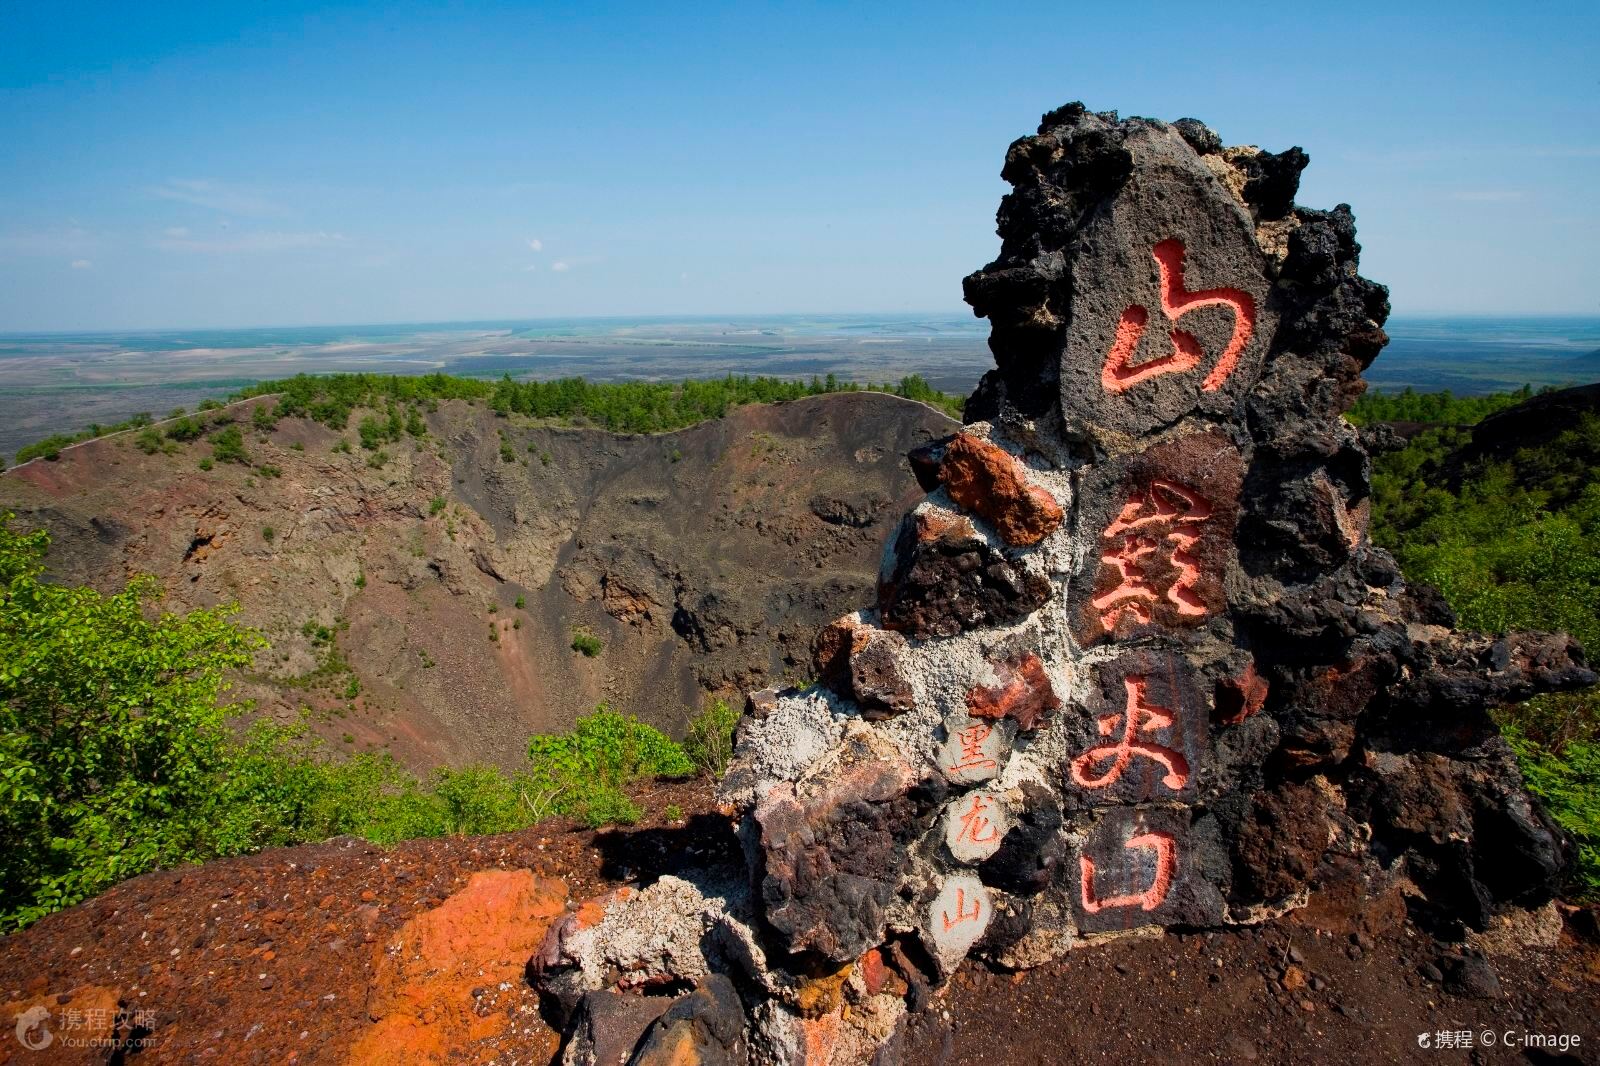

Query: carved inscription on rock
(1076, 432), (1243, 644)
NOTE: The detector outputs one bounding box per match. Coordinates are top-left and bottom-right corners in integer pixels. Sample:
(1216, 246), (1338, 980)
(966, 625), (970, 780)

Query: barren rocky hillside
(0, 392), (955, 769)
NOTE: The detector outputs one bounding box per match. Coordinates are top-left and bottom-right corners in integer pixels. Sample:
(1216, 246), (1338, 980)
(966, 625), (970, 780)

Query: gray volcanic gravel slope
(0, 391), (956, 770)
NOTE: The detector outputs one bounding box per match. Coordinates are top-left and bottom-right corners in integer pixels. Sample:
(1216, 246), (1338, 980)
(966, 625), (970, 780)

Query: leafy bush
(134, 427), (167, 455)
(14, 435), (74, 464)
(526, 706), (693, 827)
(1502, 722), (1600, 897)
(210, 424), (248, 465)
(251, 403), (278, 432)
(197, 457), (214, 471)
(165, 415), (206, 442)
(684, 698), (740, 778)
(571, 629), (603, 657)
(0, 519), (688, 930)
(0, 515), (263, 930)
(429, 495), (447, 516)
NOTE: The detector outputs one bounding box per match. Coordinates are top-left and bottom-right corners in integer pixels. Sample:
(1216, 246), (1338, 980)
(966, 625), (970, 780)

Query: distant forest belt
(2, 371), (966, 467)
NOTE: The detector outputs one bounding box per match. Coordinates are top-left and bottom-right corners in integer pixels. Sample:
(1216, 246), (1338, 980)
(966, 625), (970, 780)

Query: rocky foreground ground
(0, 775), (1594, 1066)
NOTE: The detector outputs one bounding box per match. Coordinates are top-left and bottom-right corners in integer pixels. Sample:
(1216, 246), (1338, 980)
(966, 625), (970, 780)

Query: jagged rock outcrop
(536, 104), (1595, 1063)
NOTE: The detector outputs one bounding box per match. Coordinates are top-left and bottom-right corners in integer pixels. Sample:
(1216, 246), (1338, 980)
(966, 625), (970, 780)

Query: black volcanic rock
(536, 104), (1597, 1063)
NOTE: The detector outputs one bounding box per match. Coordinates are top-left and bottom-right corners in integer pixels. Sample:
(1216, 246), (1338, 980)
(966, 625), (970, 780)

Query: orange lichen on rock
(938, 433), (1063, 546)
(794, 960), (855, 1018)
(346, 869), (568, 1066)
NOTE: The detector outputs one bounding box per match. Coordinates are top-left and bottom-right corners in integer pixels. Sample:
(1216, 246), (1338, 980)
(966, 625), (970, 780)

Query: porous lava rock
(938, 432), (1065, 546)
(537, 103), (1595, 1063)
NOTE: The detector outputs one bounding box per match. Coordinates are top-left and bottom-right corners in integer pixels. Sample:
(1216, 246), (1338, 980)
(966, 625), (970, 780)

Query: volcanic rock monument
(533, 104), (1595, 1065)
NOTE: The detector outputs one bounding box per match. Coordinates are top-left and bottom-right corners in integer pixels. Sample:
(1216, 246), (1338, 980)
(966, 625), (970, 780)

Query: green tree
(0, 515), (263, 929)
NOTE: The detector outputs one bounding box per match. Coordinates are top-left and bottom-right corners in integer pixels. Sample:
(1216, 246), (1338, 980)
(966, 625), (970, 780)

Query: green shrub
(198, 457), (213, 471)
(14, 435), (74, 464)
(366, 449), (389, 469)
(1502, 720), (1600, 898)
(0, 515), (263, 930)
(262, 525), (275, 543)
(251, 404), (278, 432)
(210, 425), (248, 465)
(198, 399), (223, 412)
(134, 427), (166, 455)
(358, 415), (385, 450)
(333, 438), (352, 454)
(0, 520), (680, 930)
(571, 629), (603, 657)
(526, 706), (693, 828)
(429, 495), (447, 516)
(514, 594), (526, 610)
(684, 698), (741, 778)
(164, 416), (206, 442)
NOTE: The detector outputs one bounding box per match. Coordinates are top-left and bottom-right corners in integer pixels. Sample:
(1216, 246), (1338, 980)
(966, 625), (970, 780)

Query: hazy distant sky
(1, 1), (1595, 330)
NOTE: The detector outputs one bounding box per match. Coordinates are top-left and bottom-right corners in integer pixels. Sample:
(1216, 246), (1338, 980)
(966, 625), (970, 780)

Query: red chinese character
(947, 722), (997, 776)
(954, 793), (1001, 845)
(1080, 830), (1177, 913)
(1090, 478), (1211, 630)
(1070, 677), (1189, 791)
(941, 886), (984, 930)
(1101, 238), (1256, 394)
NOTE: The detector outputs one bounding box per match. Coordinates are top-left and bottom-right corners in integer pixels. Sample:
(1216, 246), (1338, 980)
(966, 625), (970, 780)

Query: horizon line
(4, 309), (1600, 338)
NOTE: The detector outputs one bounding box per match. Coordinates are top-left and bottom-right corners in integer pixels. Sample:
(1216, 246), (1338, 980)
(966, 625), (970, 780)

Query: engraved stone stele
(537, 104), (1596, 1065)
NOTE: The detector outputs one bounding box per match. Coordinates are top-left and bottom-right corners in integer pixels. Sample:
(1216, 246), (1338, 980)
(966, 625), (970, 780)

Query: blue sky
(1, 1), (1595, 330)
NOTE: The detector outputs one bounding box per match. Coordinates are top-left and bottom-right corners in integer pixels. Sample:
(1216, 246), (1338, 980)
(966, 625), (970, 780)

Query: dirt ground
(2, 776), (1596, 1066)
(900, 899), (1600, 1065)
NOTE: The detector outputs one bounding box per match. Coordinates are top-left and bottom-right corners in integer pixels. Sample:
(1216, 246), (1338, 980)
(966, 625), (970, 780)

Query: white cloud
(153, 230), (349, 253)
(527, 238), (543, 251)
(522, 264), (540, 272)
(164, 226), (191, 238)
(0, 226), (95, 255)
(550, 260), (570, 272)
(70, 259), (92, 269)
(151, 179), (287, 217)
